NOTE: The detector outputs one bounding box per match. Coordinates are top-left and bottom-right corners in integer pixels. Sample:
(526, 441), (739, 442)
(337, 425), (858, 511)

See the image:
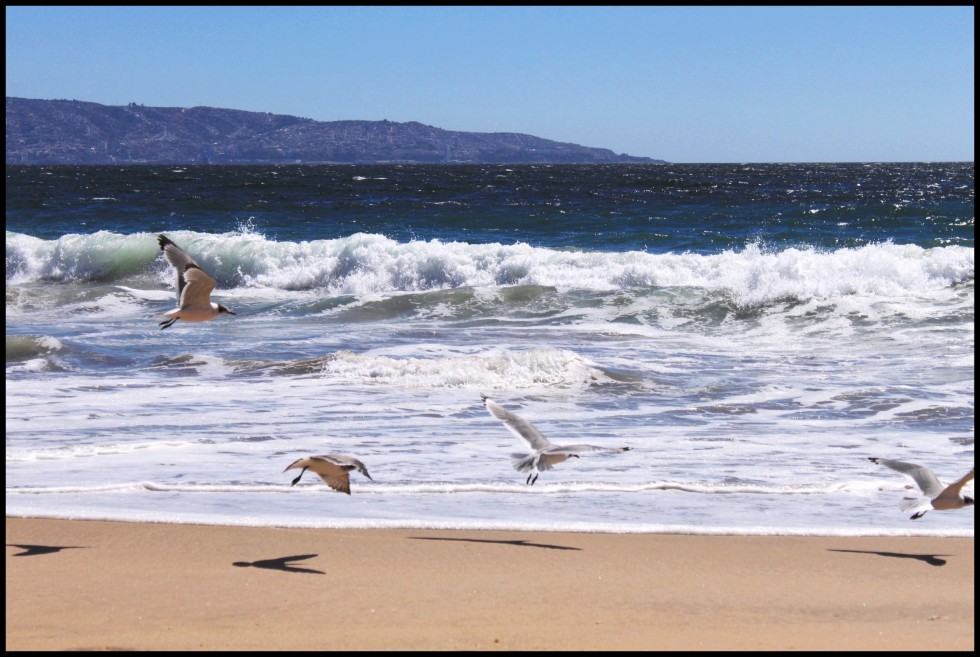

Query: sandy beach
(5, 517), (974, 651)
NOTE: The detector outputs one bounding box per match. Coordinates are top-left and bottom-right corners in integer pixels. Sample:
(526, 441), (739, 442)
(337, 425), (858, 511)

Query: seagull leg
(291, 467), (308, 486)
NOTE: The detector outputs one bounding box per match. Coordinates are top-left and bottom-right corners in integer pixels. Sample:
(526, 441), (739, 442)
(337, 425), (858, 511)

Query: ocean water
(5, 163), (974, 537)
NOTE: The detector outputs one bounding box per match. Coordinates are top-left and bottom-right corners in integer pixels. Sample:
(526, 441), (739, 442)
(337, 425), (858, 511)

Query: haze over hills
(5, 97), (665, 165)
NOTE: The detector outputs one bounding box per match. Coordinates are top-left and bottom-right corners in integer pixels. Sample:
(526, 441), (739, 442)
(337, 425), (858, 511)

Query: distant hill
(5, 97), (665, 165)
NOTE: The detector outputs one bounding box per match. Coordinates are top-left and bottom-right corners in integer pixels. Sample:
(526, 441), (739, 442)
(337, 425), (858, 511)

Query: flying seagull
(157, 234), (236, 329)
(481, 394), (631, 485)
(284, 454), (373, 495)
(868, 457), (974, 520)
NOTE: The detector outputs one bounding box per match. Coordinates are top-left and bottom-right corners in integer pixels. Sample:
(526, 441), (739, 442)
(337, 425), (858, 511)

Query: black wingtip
(867, 457), (880, 464)
(157, 234), (173, 249)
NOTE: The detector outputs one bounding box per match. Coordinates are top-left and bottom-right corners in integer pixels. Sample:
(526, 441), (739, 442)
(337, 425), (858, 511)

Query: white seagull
(284, 454), (373, 495)
(868, 457), (975, 520)
(481, 394), (631, 485)
(157, 234), (236, 329)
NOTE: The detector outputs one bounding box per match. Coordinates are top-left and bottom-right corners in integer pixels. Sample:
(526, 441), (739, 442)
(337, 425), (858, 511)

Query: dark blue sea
(5, 163), (975, 535)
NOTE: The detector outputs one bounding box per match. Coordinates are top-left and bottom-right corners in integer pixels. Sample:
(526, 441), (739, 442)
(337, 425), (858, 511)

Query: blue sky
(5, 6), (974, 163)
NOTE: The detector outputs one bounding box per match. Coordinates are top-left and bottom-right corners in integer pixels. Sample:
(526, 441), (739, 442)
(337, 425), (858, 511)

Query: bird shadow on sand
(828, 548), (951, 567)
(7, 543), (87, 557)
(409, 536), (581, 551)
(232, 553), (325, 574)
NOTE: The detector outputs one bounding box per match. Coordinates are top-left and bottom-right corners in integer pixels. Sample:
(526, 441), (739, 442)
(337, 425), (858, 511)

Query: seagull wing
(158, 235), (198, 301)
(510, 453), (537, 473)
(323, 454), (373, 481)
(483, 396), (553, 451)
(283, 457), (307, 473)
(316, 471), (352, 495)
(870, 458), (946, 498)
(179, 265), (218, 309)
(303, 456), (354, 495)
(547, 444), (630, 455)
(935, 468), (975, 503)
(898, 495), (934, 515)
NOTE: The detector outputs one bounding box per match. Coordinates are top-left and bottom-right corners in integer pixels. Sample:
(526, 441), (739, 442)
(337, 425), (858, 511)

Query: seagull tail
(510, 453), (535, 473)
(899, 496), (931, 514)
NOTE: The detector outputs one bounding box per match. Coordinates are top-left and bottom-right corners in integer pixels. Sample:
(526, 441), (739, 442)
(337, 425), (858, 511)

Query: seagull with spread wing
(157, 234), (236, 329)
(481, 394), (631, 485)
(868, 457), (974, 519)
(284, 454), (373, 495)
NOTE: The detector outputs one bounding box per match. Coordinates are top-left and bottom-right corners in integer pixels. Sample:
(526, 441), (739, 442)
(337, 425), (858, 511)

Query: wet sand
(5, 517), (974, 651)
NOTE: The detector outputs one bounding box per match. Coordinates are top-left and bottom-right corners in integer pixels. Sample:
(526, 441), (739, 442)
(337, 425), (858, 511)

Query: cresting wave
(5, 334), (63, 362)
(301, 348), (609, 388)
(6, 230), (974, 306)
(4, 346), (611, 388)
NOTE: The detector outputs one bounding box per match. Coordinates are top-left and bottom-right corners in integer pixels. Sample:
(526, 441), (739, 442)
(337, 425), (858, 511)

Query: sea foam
(6, 231), (973, 307)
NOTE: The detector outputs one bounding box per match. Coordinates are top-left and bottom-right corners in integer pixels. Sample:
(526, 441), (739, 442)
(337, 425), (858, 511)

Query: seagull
(868, 457), (975, 520)
(157, 234), (236, 329)
(481, 394), (631, 485)
(283, 454), (373, 495)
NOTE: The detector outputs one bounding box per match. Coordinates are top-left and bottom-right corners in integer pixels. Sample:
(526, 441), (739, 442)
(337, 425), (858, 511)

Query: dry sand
(5, 517), (974, 651)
